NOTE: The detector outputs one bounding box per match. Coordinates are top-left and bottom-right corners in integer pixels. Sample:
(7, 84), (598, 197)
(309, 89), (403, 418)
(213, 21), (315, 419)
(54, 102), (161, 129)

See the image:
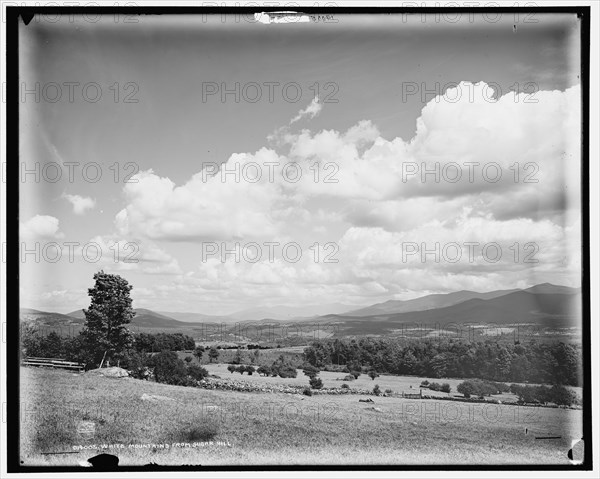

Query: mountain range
(20, 283), (582, 335)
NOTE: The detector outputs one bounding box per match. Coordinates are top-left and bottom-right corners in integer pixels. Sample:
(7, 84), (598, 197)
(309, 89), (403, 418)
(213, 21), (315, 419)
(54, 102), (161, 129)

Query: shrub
(457, 379), (501, 398)
(429, 382), (441, 391)
(148, 350), (188, 385)
(343, 375), (355, 382)
(227, 364), (236, 374)
(257, 365), (271, 376)
(350, 370), (361, 379)
(373, 384), (381, 396)
(208, 347), (219, 363)
(184, 356), (193, 363)
(441, 383), (451, 393)
(187, 364), (208, 381)
(271, 356), (298, 378)
(493, 381), (510, 393)
(246, 365), (256, 376)
(193, 346), (205, 362)
(341, 383), (350, 389)
(120, 349), (149, 379)
(420, 380), (430, 387)
(302, 387), (313, 396)
(235, 365), (247, 375)
(535, 385), (552, 404)
(384, 388), (393, 394)
(550, 385), (576, 406)
(303, 365), (320, 379)
(278, 366), (298, 378)
(367, 369), (379, 380)
(309, 377), (323, 390)
(457, 380), (476, 398)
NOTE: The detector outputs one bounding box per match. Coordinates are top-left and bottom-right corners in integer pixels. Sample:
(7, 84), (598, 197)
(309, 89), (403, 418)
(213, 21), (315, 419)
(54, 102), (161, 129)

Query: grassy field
(19, 366), (583, 466)
(182, 359), (583, 401)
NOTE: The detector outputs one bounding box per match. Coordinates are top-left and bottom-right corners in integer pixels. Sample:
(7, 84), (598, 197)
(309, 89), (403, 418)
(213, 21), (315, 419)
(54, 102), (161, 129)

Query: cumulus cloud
(88, 235), (183, 275)
(105, 82), (581, 310)
(62, 193), (96, 215)
(20, 215), (64, 240)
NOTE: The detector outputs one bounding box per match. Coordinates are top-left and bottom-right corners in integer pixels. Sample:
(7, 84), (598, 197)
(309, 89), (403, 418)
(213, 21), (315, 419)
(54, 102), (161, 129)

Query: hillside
(319, 290), (582, 336)
(22, 283), (582, 337)
(344, 288), (520, 317)
(25, 308), (193, 330)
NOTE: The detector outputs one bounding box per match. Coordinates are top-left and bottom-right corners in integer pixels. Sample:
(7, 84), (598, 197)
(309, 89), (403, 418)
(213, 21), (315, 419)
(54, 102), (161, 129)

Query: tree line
(303, 337), (582, 386)
(21, 329), (197, 363)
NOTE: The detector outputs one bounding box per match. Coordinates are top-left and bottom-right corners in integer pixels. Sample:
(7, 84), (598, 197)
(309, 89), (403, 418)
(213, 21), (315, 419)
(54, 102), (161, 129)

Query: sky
(18, 12), (583, 315)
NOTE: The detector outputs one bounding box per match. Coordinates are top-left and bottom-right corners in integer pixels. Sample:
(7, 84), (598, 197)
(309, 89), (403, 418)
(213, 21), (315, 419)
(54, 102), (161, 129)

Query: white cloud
(102, 82), (581, 310)
(290, 97), (322, 124)
(20, 215), (64, 240)
(87, 235), (183, 275)
(62, 193), (96, 215)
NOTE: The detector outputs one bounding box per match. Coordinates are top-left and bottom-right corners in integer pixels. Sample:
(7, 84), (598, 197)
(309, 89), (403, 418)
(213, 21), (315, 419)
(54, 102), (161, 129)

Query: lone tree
(80, 271), (135, 368)
(194, 345), (205, 362)
(208, 346), (220, 363)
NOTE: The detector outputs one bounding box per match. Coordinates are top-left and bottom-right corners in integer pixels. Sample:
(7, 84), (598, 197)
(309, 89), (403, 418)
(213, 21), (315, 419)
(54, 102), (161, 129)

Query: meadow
(19, 366), (583, 466)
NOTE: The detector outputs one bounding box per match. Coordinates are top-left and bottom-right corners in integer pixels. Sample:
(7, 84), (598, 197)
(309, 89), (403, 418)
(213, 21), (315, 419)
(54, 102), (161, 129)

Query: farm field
(193, 363), (583, 402)
(19, 366), (583, 466)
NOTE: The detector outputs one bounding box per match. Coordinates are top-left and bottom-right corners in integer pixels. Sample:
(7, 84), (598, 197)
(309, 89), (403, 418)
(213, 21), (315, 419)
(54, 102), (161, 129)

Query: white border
(0, 1), (597, 478)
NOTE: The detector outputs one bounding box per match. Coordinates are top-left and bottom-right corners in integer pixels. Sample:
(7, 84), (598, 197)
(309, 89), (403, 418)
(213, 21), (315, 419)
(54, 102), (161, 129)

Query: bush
(510, 384), (576, 406)
(441, 383), (451, 393)
(278, 366), (298, 378)
(309, 377), (323, 390)
(457, 379), (501, 398)
(120, 350), (149, 379)
(457, 380), (476, 398)
(148, 350), (188, 385)
(429, 382), (441, 391)
(493, 381), (510, 393)
(420, 380), (430, 387)
(235, 365), (247, 375)
(341, 383), (350, 389)
(535, 385), (552, 404)
(373, 384), (381, 396)
(187, 364), (208, 381)
(384, 388), (393, 394)
(208, 347), (219, 363)
(271, 356), (298, 378)
(246, 365), (256, 376)
(227, 364), (236, 374)
(367, 369), (379, 380)
(302, 387), (313, 396)
(550, 385), (576, 406)
(343, 374), (355, 381)
(350, 370), (361, 379)
(303, 365), (320, 379)
(193, 346), (205, 361)
(257, 365), (271, 376)
(184, 356), (193, 363)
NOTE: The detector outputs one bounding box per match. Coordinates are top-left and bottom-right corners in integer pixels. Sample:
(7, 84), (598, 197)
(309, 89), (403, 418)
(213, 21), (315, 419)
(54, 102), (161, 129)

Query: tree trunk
(99, 350), (108, 369)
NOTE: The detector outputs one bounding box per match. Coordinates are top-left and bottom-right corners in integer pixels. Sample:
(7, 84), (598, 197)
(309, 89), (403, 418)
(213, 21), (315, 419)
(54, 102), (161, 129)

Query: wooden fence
(22, 357), (85, 372)
(402, 390), (423, 399)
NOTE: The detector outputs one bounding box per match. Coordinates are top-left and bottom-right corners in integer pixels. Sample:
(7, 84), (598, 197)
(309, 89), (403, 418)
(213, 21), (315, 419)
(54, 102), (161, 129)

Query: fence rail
(402, 391), (423, 399)
(22, 357), (85, 372)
